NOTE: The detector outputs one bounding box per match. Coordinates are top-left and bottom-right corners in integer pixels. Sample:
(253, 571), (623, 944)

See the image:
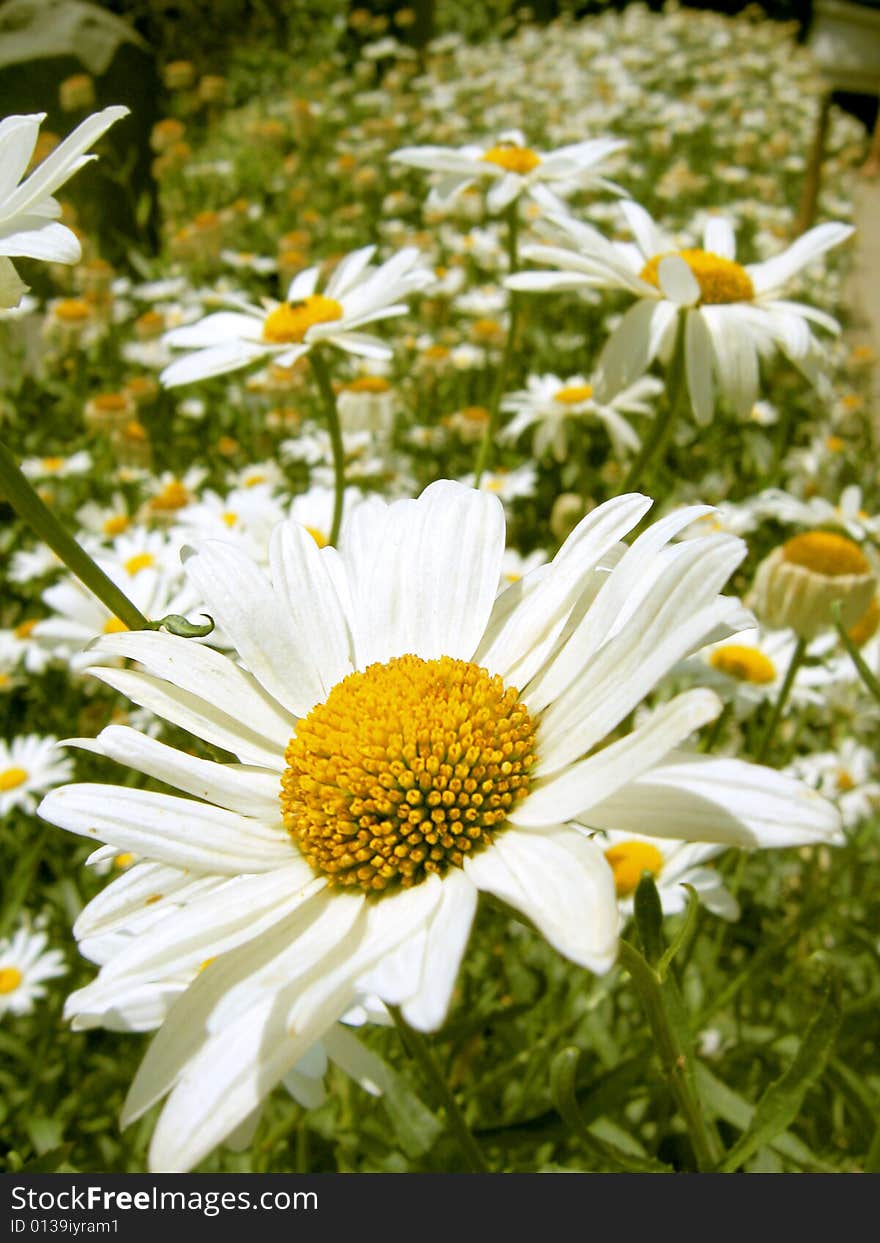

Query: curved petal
(464, 828), (618, 973)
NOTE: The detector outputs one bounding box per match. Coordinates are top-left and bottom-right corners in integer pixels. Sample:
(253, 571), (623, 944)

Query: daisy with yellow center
(0, 922), (65, 1016)
(508, 199), (853, 424)
(390, 128), (626, 215)
(602, 833), (739, 921)
(160, 244), (432, 388)
(0, 734), (72, 816)
(695, 626), (829, 716)
(40, 483), (841, 1173)
(501, 371), (662, 461)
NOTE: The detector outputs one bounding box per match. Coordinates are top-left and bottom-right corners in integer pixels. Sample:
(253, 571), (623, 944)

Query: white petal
(163, 312), (264, 348)
(658, 255), (700, 307)
(595, 300), (673, 400)
(342, 480), (505, 667)
(183, 539), (327, 717)
(747, 222), (854, 296)
(703, 216), (736, 260)
(686, 308), (715, 425)
(583, 751), (844, 848)
(39, 784), (293, 874)
(464, 829), (618, 973)
(513, 689), (721, 825)
(160, 342), (269, 387)
(0, 218), (81, 261)
(401, 869), (478, 1032)
(1, 106), (128, 218)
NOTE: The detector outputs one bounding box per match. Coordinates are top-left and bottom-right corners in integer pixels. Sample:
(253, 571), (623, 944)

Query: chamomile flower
(0, 106), (128, 307)
(0, 921), (65, 1017)
(159, 245), (433, 388)
(601, 831), (739, 921)
(690, 626), (829, 715)
(40, 482), (840, 1172)
(788, 739), (880, 830)
(0, 735), (73, 816)
(508, 201), (853, 422)
(501, 372), (662, 461)
(390, 129), (626, 215)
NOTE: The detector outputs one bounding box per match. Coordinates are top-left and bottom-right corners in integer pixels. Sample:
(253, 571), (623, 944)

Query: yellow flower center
(848, 597), (880, 647)
(0, 767), (28, 793)
(222, 511), (238, 528)
(263, 295), (344, 344)
(709, 644), (776, 685)
(836, 769), (856, 793)
(639, 248), (754, 304)
(103, 617), (128, 634)
(92, 393), (129, 412)
(481, 144), (541, 175)
(280, 654), (537, 894)
(41, 457), (64, 472)
(0, 966), (23, 994)
(102, 515), (129, 537)
(554, 384), (594, 404)
(124, 552), (156, 576)
(14, 620), (38, 640)
(825, 435), (845, 453)
(54, 298), (92, 323)
(149, 480), (190, 512)
(604, 841), (665, 898)
(781, 531), (870, 578)
(346, 376), (391, 394)
(305, 526), (328, 549)
(113, 852), (135, 869)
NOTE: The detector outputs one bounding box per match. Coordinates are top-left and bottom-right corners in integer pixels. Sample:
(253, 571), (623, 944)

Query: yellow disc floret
(781, 531), (870, 578)
(554, 384), (594, 404)
(0, 767), (28, 793)
(709, 644), (776, 685)
(640, 248), (754, 304)
(481, 144), (541, 175)
(604, 840), (664, 898)
(281, 654), (537, 894)
(263, 295), (344, 344)
(0, 967), (23, 994)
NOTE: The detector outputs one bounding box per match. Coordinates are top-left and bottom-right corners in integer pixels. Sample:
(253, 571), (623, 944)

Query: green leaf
(657, 884), (700, 980)
(634, 872), (665, 965)
(696, 1064), (834, 1171)
(718, 975), (841, 1172)
(380, 1068), (443, 1159)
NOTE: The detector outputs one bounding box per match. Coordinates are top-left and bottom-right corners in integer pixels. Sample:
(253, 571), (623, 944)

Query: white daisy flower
(688, 626), (830, 716)
(390, 128), (626, 216)
(601, 831), (739, 922)
(0, 735), (73, 816)
(501, 372), (662, 461)
(507, 202), (853, 423)
(159, 245), (433, 388)
(0, 106), (128, 307)
(40, 482), (841, 1171)
(788, 739), (880, 830)
(0, 921), (65, 1016)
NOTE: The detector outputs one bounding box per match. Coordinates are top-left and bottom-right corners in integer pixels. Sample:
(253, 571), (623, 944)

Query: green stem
(755, 635), (808, 762)
(388, 1005), (489, 1173)
(474, 202), (520, 486)
(621, 314), (687, 494)
(307, 350), (346, 546)
(618, 940), (722, 1172)
(831, 601), (880, 707)
(0, 438), (149, 630)
(699, 700), (732, 753)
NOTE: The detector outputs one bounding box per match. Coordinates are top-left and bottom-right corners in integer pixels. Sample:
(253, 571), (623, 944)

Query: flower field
(1, 3), (879, 1175)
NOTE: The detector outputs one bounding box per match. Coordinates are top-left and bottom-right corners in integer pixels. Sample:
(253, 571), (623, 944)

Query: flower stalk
(307, 349), (347, 546)
(0, 438), (149, 631)
(474, 201), (521, 486)
(389, 1005), (490, 1173)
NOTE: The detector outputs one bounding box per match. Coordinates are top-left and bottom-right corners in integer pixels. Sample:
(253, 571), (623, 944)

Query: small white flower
(0, 921), (65, 1016)
(0, 735), (73, 816)
(391, 128), (626, 216)
(160, 245), (433, 388)
(501, 372), (662, 460)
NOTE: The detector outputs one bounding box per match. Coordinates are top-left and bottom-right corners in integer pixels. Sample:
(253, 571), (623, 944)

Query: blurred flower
(160, 246), (433, 387)
(0, 735), (73, 816)
(0, 921), (65, 1017)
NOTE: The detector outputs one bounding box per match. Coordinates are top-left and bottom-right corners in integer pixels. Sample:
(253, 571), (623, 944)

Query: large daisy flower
(159, 245), (433, 388)
(39, 482), (841, 1171)
(507, 201), (853, 423)
(390, 128), (626, 216)
(0, 107), (128, 307)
